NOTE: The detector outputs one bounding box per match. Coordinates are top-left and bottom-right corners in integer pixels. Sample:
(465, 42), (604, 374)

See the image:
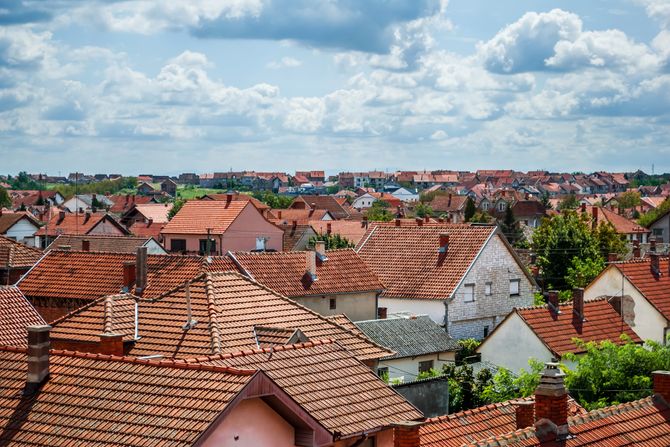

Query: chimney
(57, 210), (65, 225)
(84, 211), (91, 224)
(135, 246), (148, 294)
(122, 261), (136, 292)
(547, 290), (559, 314)
(25, 325), (52, 395)
(147, 218), (153, 227)
(363, 216), (369, 228)
(653, 371), (670, 403)
(305, 250), (317, 281)
(416, 218), (423, 227)
(633, 239), (641, 258)
(572, 288), (584, 322)
(99, 333), (124, 356)
(448, 193), (452, 207)
(308, 209), (315, 217)
(591, 207), (598, 230)
(277, 210), (282, 219)
(315, 240), (326, 258)
(378, 307), (387, 320)
(326, 222), (332, 235)
(607, 253), (618, 263)
(226, 194), (233, 206)
(393, 421), (422, 447)
(439, 233), (449, 254)
(292, 220), (297, 229)
(438, 217), (444, 223)
(650, 236), (657, 253)
(82, 239), (90, 252)
(424, 215), (430, 223)
(650, 252), (661, 278)
(395, 218), (401, 227)
(534, 363), (569, 441)
(514, 401), (535, 429)
(581, 203), (586, 213)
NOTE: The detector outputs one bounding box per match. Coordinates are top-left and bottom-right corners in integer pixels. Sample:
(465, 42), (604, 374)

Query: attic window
(464, 284), (475, 303)
(510, 279), (520, 296)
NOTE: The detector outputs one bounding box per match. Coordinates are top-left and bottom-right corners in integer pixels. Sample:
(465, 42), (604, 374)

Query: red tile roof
(202, 340), (422, 437)
(127, 220), (165, 239)
(0, 286), (45, 347)
(291, 195), (350, 219)
(200, 193), (270, 211)
(107, 194), (155, 214)
(0, 346), (252, 447)
(50, 272), (392, 361)
(46, 234), (157, 253)
(0, 236), (42, 269)
(8, 190), (59, 209)
(277, 222), (313, 251)
(161, 200), (248, 235)
(356, 223), (498, 300)
(614, 257), (670, 320)
(514, 298), (641, 357)
(34, 212), (128, 237)
(231, 249), (384, 298)
(0, 212), (39, 234)
(18, 250), (237, 302)
(582, 206), (649, 235)
(269, 208), (332, 223)
(128, 203), (173, 223)
(310, 220), (370, 245)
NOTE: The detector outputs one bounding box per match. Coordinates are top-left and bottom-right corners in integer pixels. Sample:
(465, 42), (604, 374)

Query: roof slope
(310, 220), (370, 245)
(46, 234), (156, 253)
(429, 195), (467, 213)
(0, 212), (39, 234)
(130, 203), (173, 223)
(292, 195), (350, 219)
(50, 272), (391, 361)
(0, 347), (251, 447)
(615, 257), (670, 320)
(0, 236), (42, 269)
(355, 315), (459, 359)
(269, 208), (332, 223)
(203, 340), (422, 437)
(18, 250), (237, 302)
(161, 200), (248, 235)
(582, 206), (648, 235)
(200, 193), (269, 211)
(0, 286), (45, 347)
(356, 223), (497, 300)
(35, 212), (128, 236)
(232, 249), (384, 298)
(515, 298), (641, 357)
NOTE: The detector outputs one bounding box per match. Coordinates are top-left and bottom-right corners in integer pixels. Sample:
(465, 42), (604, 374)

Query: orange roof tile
(291, 195), (350, 219)
(0, 212), (39, 234)
(0, 236), (42, 269)
(515, 298), (641, 357)
(129, 203), (173, 223)
(200, 193), (270, 210)
(0, 286), (45, 347)
(161, 200), (248, 235)
(34, 212), (128, 237)
(269, 208), (332, 223)
(232, 249), (384, 298)
(310, 220), (370, 245)
(356, 223), (497, 300)
(107, 194), (156, 214)
(582, 206), (649, 235)
(429, 194), (468, 213)
(46, 234), (157, 253)
(615, 257), (670, 320)
(276, 222), (313, 251)
(128, 220), (165, 239)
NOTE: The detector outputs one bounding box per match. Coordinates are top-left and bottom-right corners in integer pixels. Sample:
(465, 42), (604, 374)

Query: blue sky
(1, 0), (669, 175)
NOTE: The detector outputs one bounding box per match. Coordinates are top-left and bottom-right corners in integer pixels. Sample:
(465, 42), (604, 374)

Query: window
(483, 326), (490, 338)
(419, 360), (434, 374)
(329, 298), (336, 310)
(377, 367), (389, 378)
(510, 279), (520, 296)
(498, 201), (506, 212)
(485, 282), (492, 296)
(171, 239), (186, 252)
(482, 202), (489, 211)
(199, 238), (216, 254)
(255, 237), (267, 251)
(463, 284), (475, 302)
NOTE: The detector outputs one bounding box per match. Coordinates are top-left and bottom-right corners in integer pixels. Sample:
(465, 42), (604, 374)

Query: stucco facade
(649, 211), (670, 244)
(296, 291), (378, 322)
(3, 218), (39, 245)
(378, 352), (456, 383)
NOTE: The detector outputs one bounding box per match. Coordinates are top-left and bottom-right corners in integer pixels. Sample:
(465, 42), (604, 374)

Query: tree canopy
(0, 187), (11, 208)
(464, 196), (476, 222)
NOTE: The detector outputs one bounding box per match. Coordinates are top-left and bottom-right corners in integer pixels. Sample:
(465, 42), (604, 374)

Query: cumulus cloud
(0, 27), (55, 70)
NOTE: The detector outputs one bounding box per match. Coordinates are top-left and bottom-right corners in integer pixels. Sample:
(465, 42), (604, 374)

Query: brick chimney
(633, 239), (641, 258)
(363, 216), (369, 229)
(57, 210), (65, 225)
(292, 220), (297, 230)
(395, 218), (401, 227)
(25, 325), (52, 395)
(99, 333), (124, 356)
(122, 261), (136, 292)
(326, 222), (332, 235)
(448, 193), (452, 208)
(534, 363), (569, 441)
(393, 421), (422, 447)
(378, 307), (387, 319)
(650, 252), (661, 278)
(514, 401), (535, 429)
(315, 240), (326, 258)
(416, 218), (423, 227)
(653, 371), (670, 403)
(572, 288), (584, 323)
(547, 290), (559, 314)
(305, 250), (317, 282)
(82, 239), (90, 252)
(136, 247), (148, 294)
(581, 203), (586, 213)
(591, 207), (598, 230)
(277, 210), (282, 219)
(439, 233), (449, 255)
(607, 253), (618, 263)
(650, 236), (657, 253)
(424, 215), (430, 223)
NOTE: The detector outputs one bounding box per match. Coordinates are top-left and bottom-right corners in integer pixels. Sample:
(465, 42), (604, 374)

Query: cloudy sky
(2, 0), (670, 175)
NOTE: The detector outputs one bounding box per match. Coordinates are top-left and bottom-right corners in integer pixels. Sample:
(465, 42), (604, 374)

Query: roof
(8, 190), (60, 209)
(582, 206), (649, 235)
(108, 194), (156, 214)
(200, 193), (270, 211)
(277, 222), (313, 251)
(161, 200), (249, 235)
(231, 249), (385, 298)
(429, 195), (468, 213)
(0, 286), (45, 347)
(34, 212), (129, 237)
(127, 220), (165, 239)
(0, 212), (39, 234)
(0, 236), (42, 269)
(0, 346), (252, 447)
(512, 200), (546, 217)
(513, 298), (641, 357)
(613, 257), (670, 320)
(461, 394), (670, 447)
(420, 396), (586, 447)
(50, 272), (392, 361)
(18, 250), (237, 302)
(201, 340), (423, 437)
(310, 220), (370, 245)
(46, 234), (156, 253)
(356, 223), (498, 300)
(291, 195), (350, 219)
(129, 203), (173, 223)
(269, 208), (333, 223)
(355, 315), (460, 359)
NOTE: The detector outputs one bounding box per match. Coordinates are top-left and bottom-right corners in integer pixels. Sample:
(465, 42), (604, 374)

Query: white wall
(297, 291), (377, 322)
(478, 312), (553, 373)
(4, 218), (39, 244)
(144, 239), (167, 255)
(379, 352), (456, 382)
(379, 297), (446, 325)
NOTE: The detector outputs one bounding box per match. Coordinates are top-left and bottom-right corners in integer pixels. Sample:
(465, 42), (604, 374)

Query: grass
(175, 186), (224, 200)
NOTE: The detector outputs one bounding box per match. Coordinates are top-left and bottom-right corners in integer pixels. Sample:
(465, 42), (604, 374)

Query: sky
(1, 0), (670, 176)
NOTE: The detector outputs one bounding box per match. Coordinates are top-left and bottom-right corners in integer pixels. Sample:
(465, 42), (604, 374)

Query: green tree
(168, 199), (185, 220)
(415, 202), (433, 218)
(470, 211), (492, 223)
(7, 171), (43, 190)
(594, 221), (627, 259)
(464, 196), (476, 222)
(617, 190), (641, 209)
(366, 200), (393, 222)
(481, 359), (544, 403)
(499, 204), (524, 246)
(0, 187), (11, 208)
(308, 233), (355, 249)
(566, 257), (605, 289)
(456, 338), (481, 364)
(558, 193), (579, 210)
(540, 192), (552, 210)
(638, 197), (670, 227)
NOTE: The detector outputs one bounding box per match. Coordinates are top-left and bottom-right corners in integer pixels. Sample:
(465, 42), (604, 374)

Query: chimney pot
(135, 246), (148, 294)
(572, 288), (584, 322)
(99, 333), (124, 356)
(84, 211), (91, 224)
(547, 290), (559, 313)
(514, 401), (535, 429)
(25, 325), (51, 395)
(305, 250), (317, 281)
(277, 210), (282, 219)
(650, 252), (661, 278)
(424, 215), (430, 223)
(395, 218), (401, 227)
(82, 239), (90, 252)
(592, 207), (598, 229)
(416, 218), (423, 226)
(57, 210), (65, 224)
(378, 307), (387, 320)
(653, 371), (670, 403)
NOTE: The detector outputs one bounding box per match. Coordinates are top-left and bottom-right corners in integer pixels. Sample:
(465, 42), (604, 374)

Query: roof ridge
(188, 339), (338, 363)
(425, 397), (532, 424)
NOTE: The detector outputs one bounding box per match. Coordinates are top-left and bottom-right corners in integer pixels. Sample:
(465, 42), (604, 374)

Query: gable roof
(291, 195), (350, 219)
(356, 223), (499, 300)
(0, 286), (45, 347)
(199, 193), (270, 211)
(269, 208), (333, 223)
(46, 234), (158, 253)
(50, 272), (392, 361)
(161, 200), (249, 235)
(108, 194), (156, 214)
(231, 249), (384, 298)
(355, 315), (459, 359)
(581, 206), (649, 235)
(0, 236), (42, 269)
(277, 222), (314, 251)
(18, 250), (237, 302)
(0, 212), (40, 234)
(34, 212), (129, 237)
(429, 194), (468, 213)
(512, 298), (641, 357)
(310, 220), (370, 245)
(612, 257), (670, 320)
(126, 203), (173, 223)
(127, 220), (165, 239)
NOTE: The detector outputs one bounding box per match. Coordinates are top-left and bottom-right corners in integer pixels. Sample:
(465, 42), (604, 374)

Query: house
(17, 249), (237, 321)
(0, 236), (42, 285)
(310, 220), (370, 246)
(161, 200), (284, 254)
(107, 193), (158, 215)
(352, 192), (401, 210)
(0, 328), (421, 447)
(581, 204), (650, 243)
(415, 364), (670, 447)
(390, 187), (419, 202)
(160, 178), (177, 196)
(290, 195), (350, 220)
(178, 172), (199, 184)
(355, 314), (460, 382)
(584, 255), (670, 344)
(229, 243), (384, 321)
(9, 190), (64, 210)
(356, 223), (536, 339)
(428, 194), (468, 223)
(137, 181), (156, 195)
(276, 222), (317, 251)
(270, 208), (334, 223)
(47, 234), (166, 255)
(34, 210), (130, 248)
(511, 199), (546, 228)
(48, 271), (391, 365)
(0, 286), (46, 346)
(0, 210), (41, 244)
(200, 193), (271, 217)
(121, 202), (172, 241)
(478, 289), (641, 372)
(648, 208), (670, 243)
(61, 194), (114, 213)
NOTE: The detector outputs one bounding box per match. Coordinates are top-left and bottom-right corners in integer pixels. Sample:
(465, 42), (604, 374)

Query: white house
(0, 211), (41, 245)
(352, 193), (377, 209)
(356, 222), (536, 340)
(390, 187), (419, 202)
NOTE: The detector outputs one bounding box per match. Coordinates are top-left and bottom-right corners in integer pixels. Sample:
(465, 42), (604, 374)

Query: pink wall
(201, 398), (298, 447)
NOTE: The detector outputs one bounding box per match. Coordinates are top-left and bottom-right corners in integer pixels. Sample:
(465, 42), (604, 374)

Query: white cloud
(0, 27), (55, 70)
(266, 57), (302, 69)
(430, 129), (447, 140)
